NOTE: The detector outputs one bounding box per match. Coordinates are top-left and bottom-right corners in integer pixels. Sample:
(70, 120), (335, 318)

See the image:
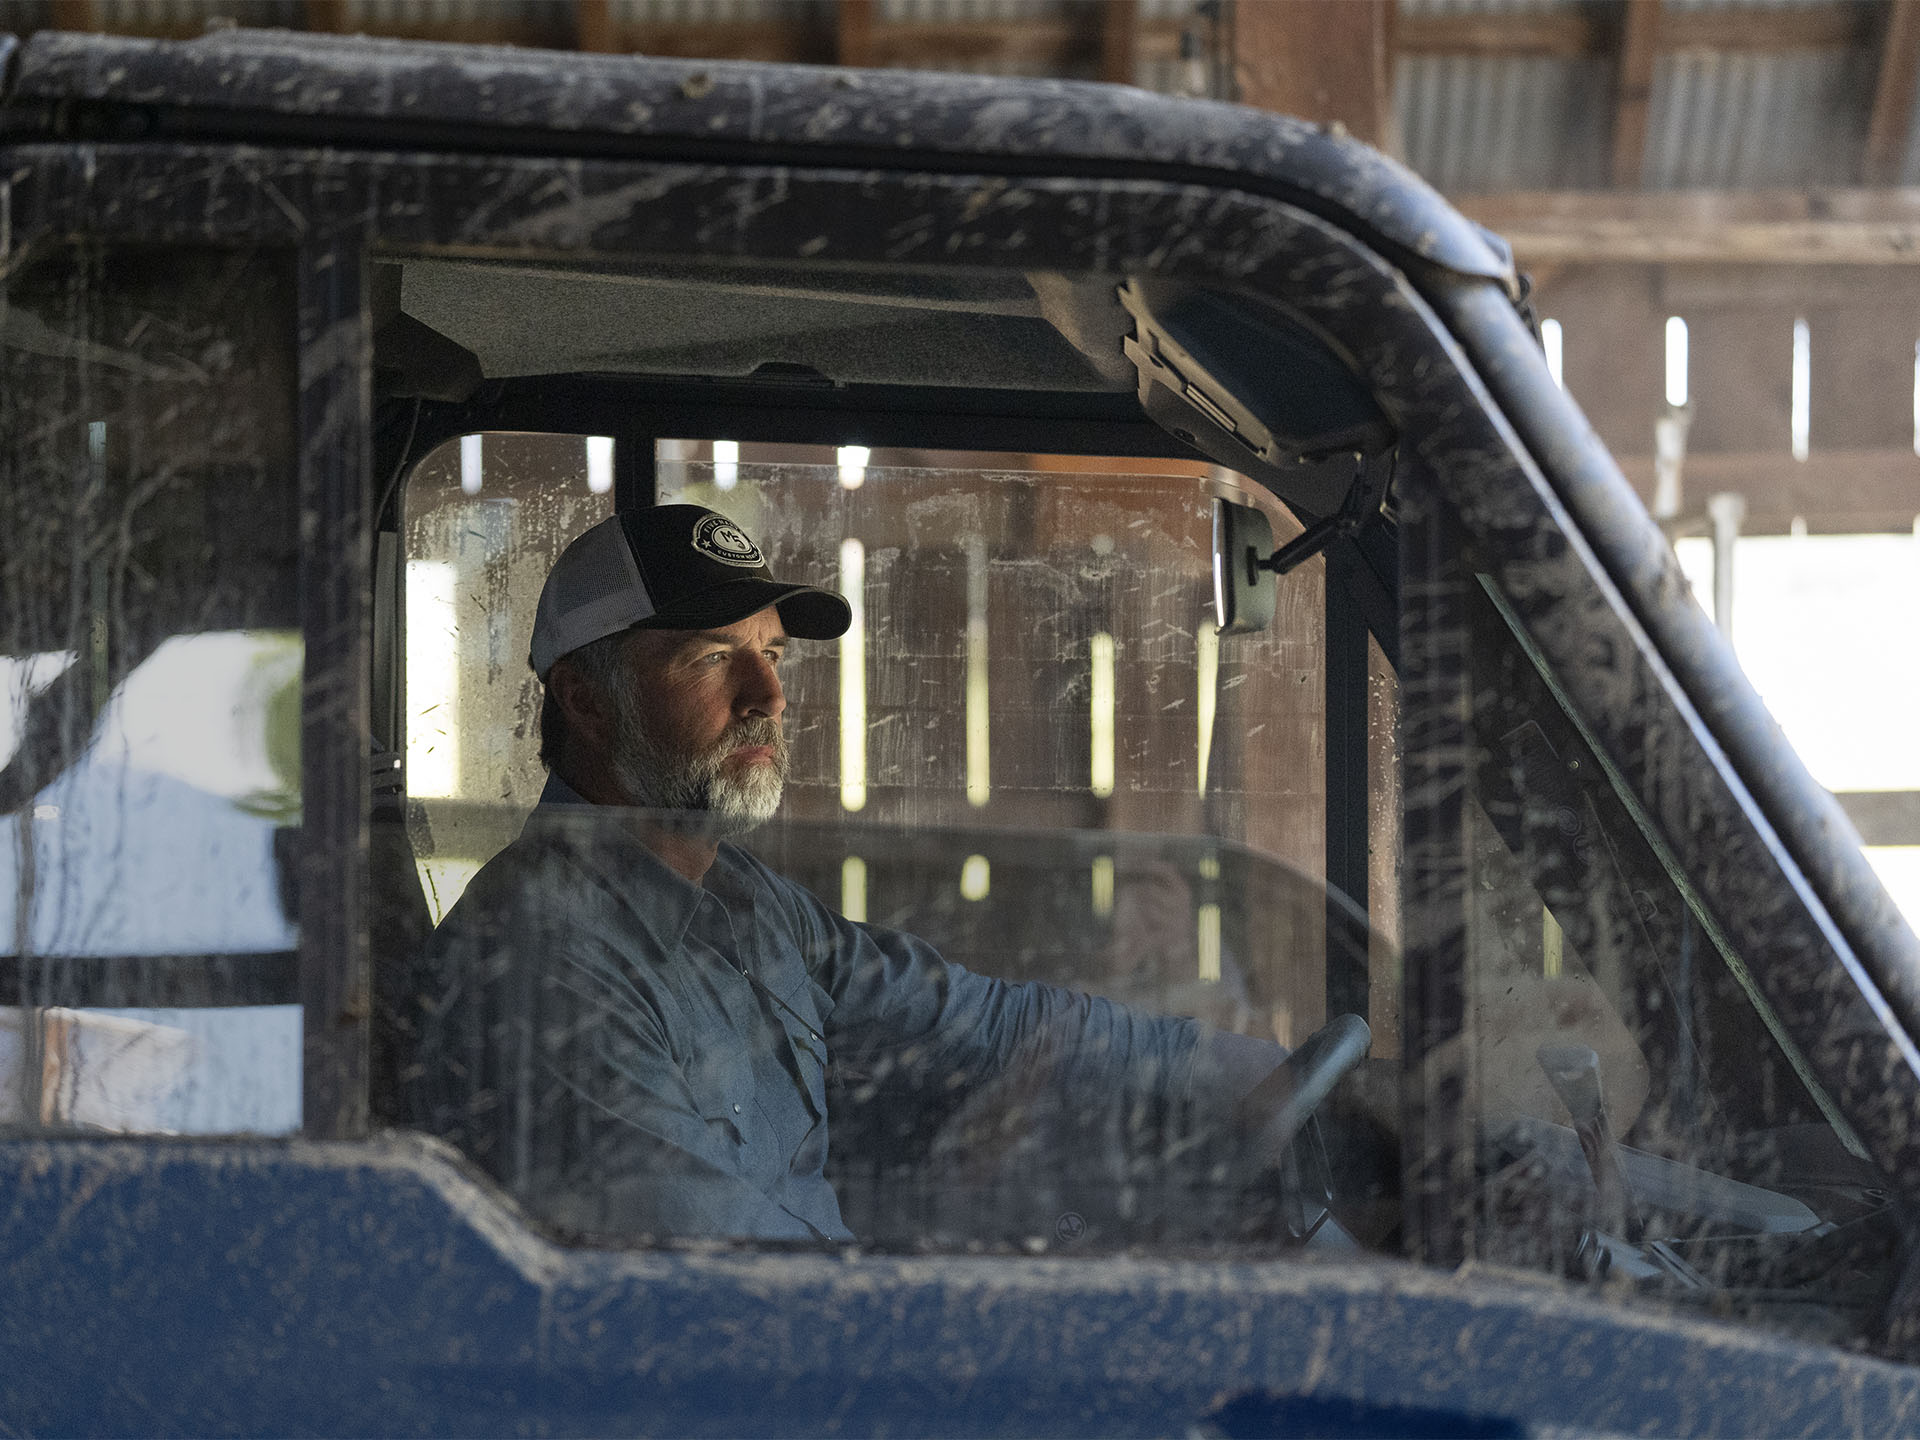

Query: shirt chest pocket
(777, 978), (834, 1122)
(683, 1050), (760, 1154)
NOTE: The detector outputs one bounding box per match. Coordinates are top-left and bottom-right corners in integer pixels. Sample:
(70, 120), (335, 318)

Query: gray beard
(605, 692), (788, 839)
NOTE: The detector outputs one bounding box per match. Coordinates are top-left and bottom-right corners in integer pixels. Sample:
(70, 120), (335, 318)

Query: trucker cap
(529, 505), (852, 680)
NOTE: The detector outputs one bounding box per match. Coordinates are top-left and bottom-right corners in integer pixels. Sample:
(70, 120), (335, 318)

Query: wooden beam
(301, 1), (348, 35)
(837, 0), (874, 68)
(1461, 189), (1920, 264)
(1867, 0), (1920, 184)
(1613, 448), (1920, 533)
(1399, 2), (1871, 58)
(1661, 3), (1872, 52)
(1834, 790), (1920, 847)
(1232, 0), (1394, 148)
(48, 0), (95, 28)
(1397, 9), (1598, 59)
(574, 0), (615, 54)
(1611, 0), (1662, 190)
(1100, 0), (1138, 86)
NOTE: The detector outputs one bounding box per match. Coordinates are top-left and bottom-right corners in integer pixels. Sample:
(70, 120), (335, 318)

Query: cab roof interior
(375, 254), (1393, 523)
(391, 257), (1132, 394)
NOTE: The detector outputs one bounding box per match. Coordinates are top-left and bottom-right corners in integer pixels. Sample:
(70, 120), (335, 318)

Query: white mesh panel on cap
(529, 517), (655, 679)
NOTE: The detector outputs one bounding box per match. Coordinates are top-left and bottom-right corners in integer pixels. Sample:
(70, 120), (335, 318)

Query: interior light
(837, 444), (870, 491)
(960, 854), (990, 901)
(713, 439), (739, 492)
(1089, 632), (1115, 799)
(1792, 318), (1811, 461)
(585, 435), (614, 495)
(405, 559), (459, 799)
(839, 537), (867, 812)
(841, 855), (868, 923)
(460, 434), (483, 495)
(1664, 315), (1688, 408)
(966, 536), (990, 807)
(1196, 625), (1218, 796)
(1541, 317), (1564, 389)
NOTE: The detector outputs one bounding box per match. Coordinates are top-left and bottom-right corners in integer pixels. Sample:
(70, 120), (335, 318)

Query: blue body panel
(3, 1135), (1914, 1436)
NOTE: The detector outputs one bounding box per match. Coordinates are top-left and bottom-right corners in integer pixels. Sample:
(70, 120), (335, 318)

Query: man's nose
(735, 651), (786, 720)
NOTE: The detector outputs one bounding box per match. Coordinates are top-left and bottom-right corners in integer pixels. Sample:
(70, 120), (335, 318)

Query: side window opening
(2, 243), (304, 1136)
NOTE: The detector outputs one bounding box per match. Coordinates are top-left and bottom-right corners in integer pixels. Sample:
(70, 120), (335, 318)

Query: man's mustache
(718, 717), (786, 757)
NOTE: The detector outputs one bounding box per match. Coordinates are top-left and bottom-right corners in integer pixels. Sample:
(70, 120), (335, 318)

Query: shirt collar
(530, 769), (759, 952)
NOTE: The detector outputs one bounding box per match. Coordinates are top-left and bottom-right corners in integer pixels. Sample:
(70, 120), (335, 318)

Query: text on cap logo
(693, 514), (765, 568)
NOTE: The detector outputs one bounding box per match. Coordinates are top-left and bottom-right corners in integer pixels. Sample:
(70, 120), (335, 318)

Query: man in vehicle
(401, 504), (1290, 1243)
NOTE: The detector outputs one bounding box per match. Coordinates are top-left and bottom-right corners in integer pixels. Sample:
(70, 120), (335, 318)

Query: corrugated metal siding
(1396, 52), (1614, 192)
(1641, 46), (1873, 188)
(1396, 0), (1613, 193)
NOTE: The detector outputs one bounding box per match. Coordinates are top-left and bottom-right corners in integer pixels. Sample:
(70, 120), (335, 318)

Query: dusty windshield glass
(386, 446), (1388, 1250)
(1434, 571), (1898, 1343)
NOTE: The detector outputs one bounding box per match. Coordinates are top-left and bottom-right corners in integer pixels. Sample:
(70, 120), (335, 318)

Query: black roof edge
(0, 29), (1515, 296)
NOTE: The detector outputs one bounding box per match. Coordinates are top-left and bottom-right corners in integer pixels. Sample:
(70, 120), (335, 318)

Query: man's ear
(547, 656), (614, 754)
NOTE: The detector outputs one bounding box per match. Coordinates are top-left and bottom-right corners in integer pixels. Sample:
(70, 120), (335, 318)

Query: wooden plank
(1396, 8), (1597, 58)
(1660, 261), (1920, 309)
(47, 0), (95, 30)
(1462, 189), (1920, 265)
(1835, 790), (1920, 846)
(837, 0), (875, 68)
(1231, 0), (1393, 147)
(1100, 0), (1138, 86)
(302, 0), (348, 34)
(1806, 303), (1916, 452)
(1612, 448), (1920, 532)
(1684, 305), (1798, 455)
(1611, 0), (1663, 189)
(1867, 0), (1920, 184)
(1661, 2), (1873, 53)
(1530, 263), (1667, 457)
(1398, 2), (1871, 58)
(574, 0), (615, 54)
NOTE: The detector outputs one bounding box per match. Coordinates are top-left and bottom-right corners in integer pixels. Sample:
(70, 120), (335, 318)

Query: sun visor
(1120, 280), (1394, 518)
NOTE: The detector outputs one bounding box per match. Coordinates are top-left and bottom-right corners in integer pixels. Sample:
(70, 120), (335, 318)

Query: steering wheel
(1234, 1012), (1372, 1169)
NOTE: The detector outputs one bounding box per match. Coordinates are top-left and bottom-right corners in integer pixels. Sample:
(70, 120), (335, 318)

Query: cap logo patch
(692, 514), (764, 568)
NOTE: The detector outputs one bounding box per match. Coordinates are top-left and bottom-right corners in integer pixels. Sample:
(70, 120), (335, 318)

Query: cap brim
(636, 578), (851, 640)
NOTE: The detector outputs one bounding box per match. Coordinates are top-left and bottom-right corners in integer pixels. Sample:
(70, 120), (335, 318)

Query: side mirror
(1212, 498), (1276, 635)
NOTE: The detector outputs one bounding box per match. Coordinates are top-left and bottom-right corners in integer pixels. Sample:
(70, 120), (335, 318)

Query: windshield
(387, 441), (1398, 1251)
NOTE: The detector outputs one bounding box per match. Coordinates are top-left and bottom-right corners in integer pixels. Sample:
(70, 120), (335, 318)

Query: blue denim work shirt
(408, 776), (1236, 1242)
